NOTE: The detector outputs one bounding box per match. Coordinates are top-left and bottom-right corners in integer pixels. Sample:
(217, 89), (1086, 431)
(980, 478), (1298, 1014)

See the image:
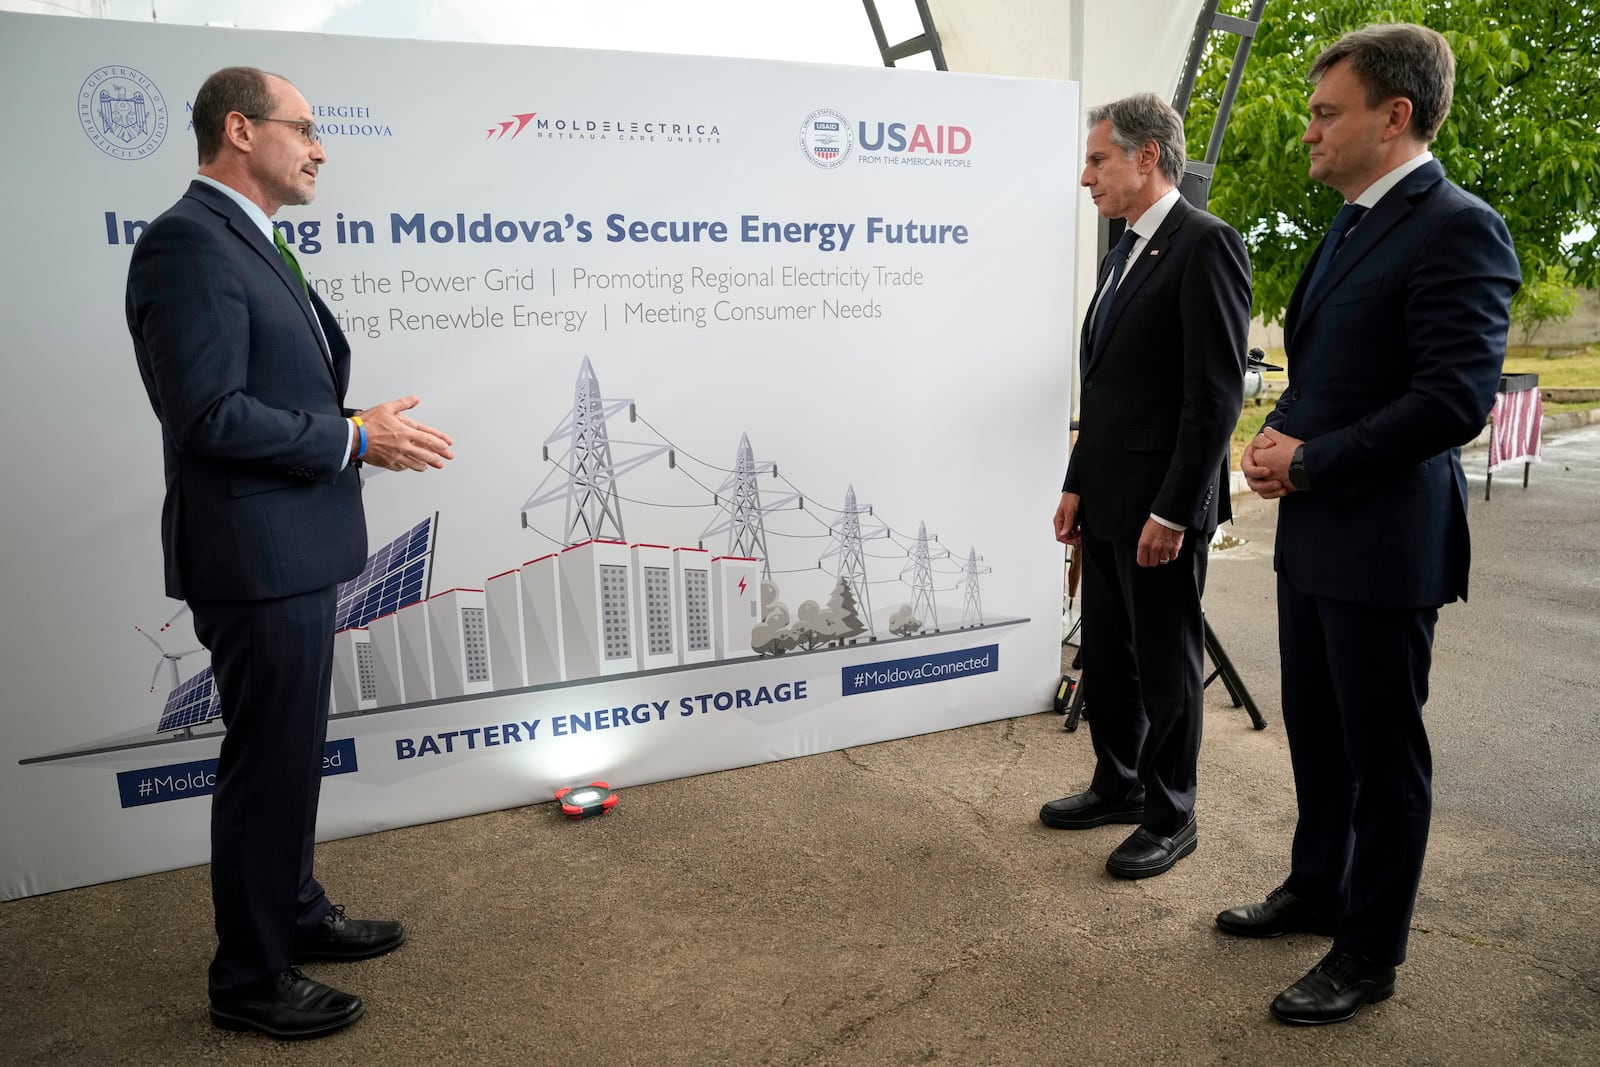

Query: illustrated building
(396, 599), (435, 702)
(330, 628), (377, 714)
(428, 588), (492, 698)
(672, 546), (715, 667)
(519, 553), (566, 685)
(631, 543), (678, 672)
(558, 539), (637, 678)
(484, 567), (528, 691)
(366, 611), (407, 708)
(710, 555), (761, 660)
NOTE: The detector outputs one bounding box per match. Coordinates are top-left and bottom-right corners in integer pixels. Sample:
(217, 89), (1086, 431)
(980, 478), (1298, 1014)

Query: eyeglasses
(249, 116), (321, 144)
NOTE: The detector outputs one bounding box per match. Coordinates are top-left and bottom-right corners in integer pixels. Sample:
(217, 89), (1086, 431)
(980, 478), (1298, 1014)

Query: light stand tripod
(1061, 614), (1265, 732)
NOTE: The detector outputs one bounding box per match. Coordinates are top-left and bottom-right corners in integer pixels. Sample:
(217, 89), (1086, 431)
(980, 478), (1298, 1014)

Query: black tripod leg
(1202, 618), (1267, 730)
(1063, 673), (1086, 732)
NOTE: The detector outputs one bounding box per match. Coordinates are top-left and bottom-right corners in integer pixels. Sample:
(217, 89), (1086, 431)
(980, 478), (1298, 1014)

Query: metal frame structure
(859, 0), (947, 70)
(1172, 0), (1269, 211)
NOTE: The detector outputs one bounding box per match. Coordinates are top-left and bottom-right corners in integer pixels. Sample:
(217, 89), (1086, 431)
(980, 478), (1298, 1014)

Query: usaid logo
(79, 66), (169, 160)
(800, 108), (853, 170)
(859, 121), (971, 155)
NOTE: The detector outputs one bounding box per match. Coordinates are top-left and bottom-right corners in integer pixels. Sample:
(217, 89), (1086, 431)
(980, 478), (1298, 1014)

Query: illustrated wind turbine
(135, 625), (203, 694)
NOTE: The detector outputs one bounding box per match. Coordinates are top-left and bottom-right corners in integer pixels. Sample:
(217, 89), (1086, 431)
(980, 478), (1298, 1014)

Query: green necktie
(273, 227), (310, 299)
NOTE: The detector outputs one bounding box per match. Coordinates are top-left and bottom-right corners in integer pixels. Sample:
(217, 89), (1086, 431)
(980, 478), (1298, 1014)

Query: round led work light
(556, 781), (618, 819)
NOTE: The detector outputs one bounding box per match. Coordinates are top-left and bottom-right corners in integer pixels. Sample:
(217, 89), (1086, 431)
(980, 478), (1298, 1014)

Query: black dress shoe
(1105, 817), (1196, 879)
(1039, 789), (1145, 830)
(1216, 885), (1339, 938)
(293, 904), (406, 963)
(210, 967), (365, 1039)
(1269, 950), (1396, 1025)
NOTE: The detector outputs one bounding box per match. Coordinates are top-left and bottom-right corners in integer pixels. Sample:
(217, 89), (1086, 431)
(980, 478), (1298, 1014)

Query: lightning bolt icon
(738, 576), (748, 596)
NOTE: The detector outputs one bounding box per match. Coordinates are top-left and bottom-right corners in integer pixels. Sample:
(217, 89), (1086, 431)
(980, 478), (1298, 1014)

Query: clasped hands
(356, 395), (455, 472)
(1241, 426), (1302, 500)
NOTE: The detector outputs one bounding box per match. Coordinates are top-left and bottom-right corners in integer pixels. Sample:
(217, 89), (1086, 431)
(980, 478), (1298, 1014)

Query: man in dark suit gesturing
(126, 67), (454, 1039)
(1231, 25), (1520, 1025)
(1042, 94), (1250, 879)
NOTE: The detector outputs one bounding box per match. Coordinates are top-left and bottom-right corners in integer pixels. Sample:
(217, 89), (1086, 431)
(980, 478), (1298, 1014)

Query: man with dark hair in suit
(1231, 24), (1520, 1025)
(127, 66), (455, 1039)
(1042, 93), (1250, 880)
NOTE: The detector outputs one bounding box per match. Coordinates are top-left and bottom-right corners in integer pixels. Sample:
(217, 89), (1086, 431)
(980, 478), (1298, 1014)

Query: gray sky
(99, 0), (925, 67)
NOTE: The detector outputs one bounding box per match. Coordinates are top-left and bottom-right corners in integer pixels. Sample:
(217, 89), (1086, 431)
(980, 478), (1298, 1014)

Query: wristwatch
(1288, 445), (1311, 492)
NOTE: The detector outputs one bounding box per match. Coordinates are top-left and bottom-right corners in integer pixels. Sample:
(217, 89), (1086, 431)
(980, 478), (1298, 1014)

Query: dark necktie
(273, 227), (310, 299)
(1089, 228), (1139, 354)
(1305, 202), (1367, 300)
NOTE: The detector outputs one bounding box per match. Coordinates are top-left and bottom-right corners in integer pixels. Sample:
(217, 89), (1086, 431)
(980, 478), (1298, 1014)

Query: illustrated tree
(822, 578), (868, 644)
(1188, 1), (1600, 327)
(789, 601), (827, 650)
(888, 604), (922, 638)
(751, 579), (797, 656)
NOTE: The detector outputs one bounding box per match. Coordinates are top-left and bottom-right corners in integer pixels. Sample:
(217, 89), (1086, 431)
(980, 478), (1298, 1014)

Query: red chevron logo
(485, 112), (537, 141)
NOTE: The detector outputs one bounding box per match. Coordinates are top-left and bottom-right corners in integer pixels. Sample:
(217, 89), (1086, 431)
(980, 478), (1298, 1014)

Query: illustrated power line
(698, 432), (798, 578)
(818, 485), (883, 639)
(959, 547), (991, 628)
(520, 356), (670, 545)
(902, 521), (949, 633)
(510, 358), (997, 638)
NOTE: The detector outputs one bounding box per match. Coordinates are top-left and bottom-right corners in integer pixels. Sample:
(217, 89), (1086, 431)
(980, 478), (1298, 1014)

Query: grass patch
(1224, 346), (1599, 469)
(1502, 344), (1600, 388)
(1255, 344), (1600, 388)
(1230, 401), (1275, 468)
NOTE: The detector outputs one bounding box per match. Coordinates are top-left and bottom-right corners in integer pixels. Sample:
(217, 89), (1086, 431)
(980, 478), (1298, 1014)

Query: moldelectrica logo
(79, 66), (168, 160)
(800, 108), (852, 170)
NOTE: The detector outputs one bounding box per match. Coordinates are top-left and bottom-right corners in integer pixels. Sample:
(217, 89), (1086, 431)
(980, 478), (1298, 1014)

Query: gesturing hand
(357, 395), (455, 472)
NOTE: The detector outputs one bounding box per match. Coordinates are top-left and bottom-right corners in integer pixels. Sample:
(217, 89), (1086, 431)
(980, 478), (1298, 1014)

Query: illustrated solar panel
(156, 667), (218, 733)
(334, 517), (434, 631)
(150, 516), (435, 732)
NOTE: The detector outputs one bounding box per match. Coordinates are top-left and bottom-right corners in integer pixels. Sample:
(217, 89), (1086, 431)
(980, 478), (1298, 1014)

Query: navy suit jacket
(1267, 160), (1521, 607)
(127, 180), (367, 601)
(1065, 196), (1251, 539)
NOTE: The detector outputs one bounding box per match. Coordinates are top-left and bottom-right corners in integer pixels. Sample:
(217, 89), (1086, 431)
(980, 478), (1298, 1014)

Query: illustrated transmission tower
(959, 547), (991, 628)
(520, 357), (669, 545)
(902, 521), (948, 633)
(819, 485), (881, 638)
(699, 432), (797, 578)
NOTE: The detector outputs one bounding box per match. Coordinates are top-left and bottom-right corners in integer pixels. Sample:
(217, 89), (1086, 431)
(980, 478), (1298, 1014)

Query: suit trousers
(190, 586), (338, 996)
(1079, 527), (1207, 837)
(1277, 574), (1438, 967)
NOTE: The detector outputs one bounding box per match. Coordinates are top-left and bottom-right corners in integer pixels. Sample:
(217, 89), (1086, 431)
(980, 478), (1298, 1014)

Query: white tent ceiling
(930, 0), (1209, 338)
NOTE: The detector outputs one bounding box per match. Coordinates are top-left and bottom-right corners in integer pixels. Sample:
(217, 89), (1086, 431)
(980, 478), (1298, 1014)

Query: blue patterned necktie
(1305, 202), (1368, 299)
(1089, 228), (1139, 354)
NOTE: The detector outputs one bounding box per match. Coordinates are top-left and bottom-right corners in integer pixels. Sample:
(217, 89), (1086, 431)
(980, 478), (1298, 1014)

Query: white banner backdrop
(0, 11), (1078, 900)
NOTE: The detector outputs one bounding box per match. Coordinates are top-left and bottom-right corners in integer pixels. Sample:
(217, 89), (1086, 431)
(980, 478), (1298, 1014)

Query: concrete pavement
(2, 427), (1596, 1065)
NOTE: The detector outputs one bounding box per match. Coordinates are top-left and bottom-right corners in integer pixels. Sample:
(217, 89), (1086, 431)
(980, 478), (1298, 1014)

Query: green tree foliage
(1513, 264), (1580, 345)
(1186, 1), (1600, 324)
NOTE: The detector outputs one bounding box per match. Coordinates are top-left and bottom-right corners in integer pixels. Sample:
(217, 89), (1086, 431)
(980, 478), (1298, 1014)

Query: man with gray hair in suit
(1042, 93), (1251, 880)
